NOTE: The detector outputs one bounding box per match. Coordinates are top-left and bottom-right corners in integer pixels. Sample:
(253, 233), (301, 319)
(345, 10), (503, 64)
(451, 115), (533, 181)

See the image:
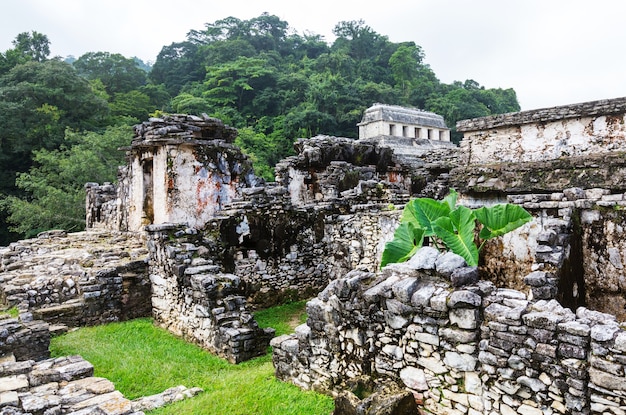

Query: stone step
(32, 301), (85, 327)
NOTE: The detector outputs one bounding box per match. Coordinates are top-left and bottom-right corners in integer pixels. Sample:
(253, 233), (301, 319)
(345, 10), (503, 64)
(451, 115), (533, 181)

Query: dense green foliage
(49, 303), (331, 415)
(0, 16), (520, 243)
(381, 190), (533, 267)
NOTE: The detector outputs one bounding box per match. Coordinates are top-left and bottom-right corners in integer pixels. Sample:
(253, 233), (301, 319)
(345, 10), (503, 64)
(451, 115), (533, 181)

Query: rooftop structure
(358, 103), (451, 142)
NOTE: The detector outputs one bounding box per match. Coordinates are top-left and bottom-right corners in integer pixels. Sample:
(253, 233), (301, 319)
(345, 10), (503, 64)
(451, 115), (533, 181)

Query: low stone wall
(0, 230), (151, 328)
(85, 182), (119, 231)
(0, 355), (143, 415)
(0, 316), (49, 362)
(145, 224), (274, 364)
(272, 248), (626, 415)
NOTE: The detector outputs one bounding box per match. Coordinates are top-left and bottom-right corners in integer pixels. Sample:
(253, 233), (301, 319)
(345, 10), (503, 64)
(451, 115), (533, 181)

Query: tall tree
(149, 41), (204, 95)
(0, 31), (51, 75)
(73, 52), (147, 95)
(2, 125), (132, 237)
(12, 31), (50, 62)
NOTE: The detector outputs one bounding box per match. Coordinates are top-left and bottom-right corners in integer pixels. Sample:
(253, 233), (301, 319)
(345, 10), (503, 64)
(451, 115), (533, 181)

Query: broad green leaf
(474, 204), (533, 240)
(433, 206), (479, 266)
(380, 222), (425, 268)
(401, 197), (451, 236)
(443, 188), (458, 211)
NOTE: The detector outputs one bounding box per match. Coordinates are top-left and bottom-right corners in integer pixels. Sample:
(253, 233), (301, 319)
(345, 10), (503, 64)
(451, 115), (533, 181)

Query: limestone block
(440, 328), (478, 344)
(443, 352), (476, 371)
(0, 391), (18, 407)
(484, 303), (525, 324)
(590, 323), (620, 342)
(499, 402), (517, 415)
(589, 368), (626, 391)
(21, 391), (62, 412)
(614, 332), (626, 352)
(442, 389), (469, 406)
(413, 332), (439, 346)
(0, 375), (28, 393)
(391, 277), (420, 303)
(383, 313), (409, 330)
(516, 376), (546, 392)
(464, 372), (482, 395)
(411, 285), (437, 308)
(435, 252), (466, 277)
(430, 290), (449, 312)
(132, 385), (203, 412)
(69, 377), (117, 395)
(399, 366), (428, 391)
(447, 290), (481, 308)
(406, 247), (439, 270)
(450, 267), (479, 287)
(69, 390), (131, 413)
(450, 308), (479, 330)
(517, 403), (543, 415)
(523, 271), (547, 287)
(557, 320), (591, 337)
(563, 187), (585, 201)
(522, 311), (565, 331)
(417, 356), (448, 375)
(557, 343), (586, 359)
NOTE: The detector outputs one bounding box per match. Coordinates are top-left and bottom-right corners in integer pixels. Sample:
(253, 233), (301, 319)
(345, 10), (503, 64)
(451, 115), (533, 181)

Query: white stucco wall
(461, 114), (626, 164)
(126, 144), (241, 231)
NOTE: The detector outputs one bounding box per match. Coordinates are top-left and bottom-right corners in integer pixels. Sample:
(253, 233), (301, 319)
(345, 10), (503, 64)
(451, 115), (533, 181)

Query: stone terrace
(0, 230), (151, 331)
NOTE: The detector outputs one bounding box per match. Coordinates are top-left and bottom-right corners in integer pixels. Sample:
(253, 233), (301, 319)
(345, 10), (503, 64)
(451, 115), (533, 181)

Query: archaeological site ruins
(2, 99), (626, 414)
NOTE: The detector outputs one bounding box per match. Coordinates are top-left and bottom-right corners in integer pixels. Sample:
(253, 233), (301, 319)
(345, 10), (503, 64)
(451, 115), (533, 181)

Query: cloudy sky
(2, 0), (625, 111)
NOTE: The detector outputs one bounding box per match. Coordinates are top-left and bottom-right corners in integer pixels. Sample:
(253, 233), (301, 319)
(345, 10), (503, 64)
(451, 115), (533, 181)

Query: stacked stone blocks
(272, 247), (626, 414)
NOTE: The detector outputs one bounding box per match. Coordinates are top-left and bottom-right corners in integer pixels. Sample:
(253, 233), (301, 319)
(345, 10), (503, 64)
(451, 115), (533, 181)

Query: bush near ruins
(381, 189), (533, 267)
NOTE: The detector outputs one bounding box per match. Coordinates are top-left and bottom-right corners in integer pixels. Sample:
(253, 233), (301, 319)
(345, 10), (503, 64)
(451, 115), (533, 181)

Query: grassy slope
(50, 300), (333, 415)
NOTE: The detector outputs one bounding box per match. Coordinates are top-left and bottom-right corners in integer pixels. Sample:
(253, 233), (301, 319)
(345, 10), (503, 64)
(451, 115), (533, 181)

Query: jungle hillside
(0, 13), (520, 245)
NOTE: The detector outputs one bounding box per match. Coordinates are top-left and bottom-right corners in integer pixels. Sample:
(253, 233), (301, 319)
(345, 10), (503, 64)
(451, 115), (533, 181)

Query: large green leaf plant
(380, 189), (533, 268)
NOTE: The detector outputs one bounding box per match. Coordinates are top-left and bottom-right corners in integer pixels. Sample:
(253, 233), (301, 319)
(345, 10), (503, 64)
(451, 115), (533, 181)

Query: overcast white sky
(2, 0), (626, 111)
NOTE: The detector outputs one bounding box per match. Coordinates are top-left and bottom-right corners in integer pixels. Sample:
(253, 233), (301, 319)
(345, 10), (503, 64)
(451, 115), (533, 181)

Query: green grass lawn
(50, 300), (333, 415)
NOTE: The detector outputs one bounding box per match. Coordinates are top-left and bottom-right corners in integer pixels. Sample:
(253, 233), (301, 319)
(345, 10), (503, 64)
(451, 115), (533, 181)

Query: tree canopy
(0, 18), (520, 243)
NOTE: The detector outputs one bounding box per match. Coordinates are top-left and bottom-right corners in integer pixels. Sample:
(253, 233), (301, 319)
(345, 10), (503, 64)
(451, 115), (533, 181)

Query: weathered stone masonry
(0, 230), (151, 330)
(272, 250), (626, 415)
(145, 223), (274, 364)
(136, 127), (457, 360)
(7, 97), (626, 413)
(273, 98), (626, 415)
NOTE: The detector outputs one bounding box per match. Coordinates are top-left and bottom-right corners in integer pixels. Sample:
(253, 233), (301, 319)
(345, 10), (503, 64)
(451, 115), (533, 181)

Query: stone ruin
(2, 99), (626, 414)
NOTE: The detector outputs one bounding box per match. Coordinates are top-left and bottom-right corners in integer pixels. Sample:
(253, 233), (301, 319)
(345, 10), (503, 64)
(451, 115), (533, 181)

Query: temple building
(357, 103), (451, 142)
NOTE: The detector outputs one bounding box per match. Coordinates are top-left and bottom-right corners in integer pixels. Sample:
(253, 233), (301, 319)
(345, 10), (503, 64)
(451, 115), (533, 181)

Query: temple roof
(358, 103), (448, 129)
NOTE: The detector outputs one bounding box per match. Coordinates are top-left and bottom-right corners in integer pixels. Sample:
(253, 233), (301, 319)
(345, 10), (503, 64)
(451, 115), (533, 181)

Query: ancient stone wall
(0, 230), (151, 328)
(0, 353), (200, 414)
(0, 355), (145, 415)
(450, 97), (626, 320)
(0, 316), (49, 362)
(272, 249), (626, 415)
(457, 97), (626, 165)
(198, 205), (400, 307)
(145, 223), (275, 363)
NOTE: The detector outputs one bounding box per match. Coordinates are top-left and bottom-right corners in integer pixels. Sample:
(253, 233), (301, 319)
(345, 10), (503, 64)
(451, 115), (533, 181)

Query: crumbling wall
(457, 98), (626, 165)
(272, 249), (626, 415)
(0, 230), (151, 328)
(145, 223), (274, 363)
(86, 114), (261, 232)
(0, 316), (49, 362)
(580, 207), (626, 318)
(200, 205), (400, 307)
(452, 98), (626, 319)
